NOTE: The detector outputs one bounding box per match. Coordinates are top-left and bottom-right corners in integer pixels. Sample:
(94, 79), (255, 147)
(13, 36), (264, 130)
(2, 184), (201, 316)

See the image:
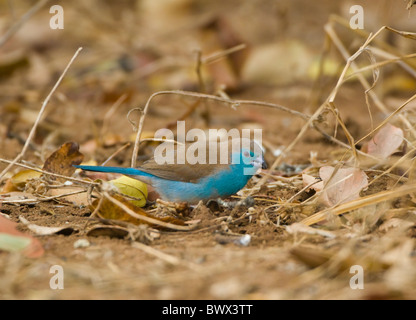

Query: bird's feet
(155, 199), (190, 216)
(207, 196), (255, 211)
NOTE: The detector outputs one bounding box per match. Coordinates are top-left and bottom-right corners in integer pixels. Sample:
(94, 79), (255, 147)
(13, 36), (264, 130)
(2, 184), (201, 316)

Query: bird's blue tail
(74, 165), (145, 176)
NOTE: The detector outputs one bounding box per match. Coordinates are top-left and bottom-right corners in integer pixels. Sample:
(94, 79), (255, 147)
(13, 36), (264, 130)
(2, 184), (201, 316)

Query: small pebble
(236, 234), (251, 246)
(73, 239), (90, 248)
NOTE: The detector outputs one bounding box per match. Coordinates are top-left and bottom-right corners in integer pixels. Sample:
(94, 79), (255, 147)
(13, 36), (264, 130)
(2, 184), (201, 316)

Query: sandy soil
(0, 0), (416, 300)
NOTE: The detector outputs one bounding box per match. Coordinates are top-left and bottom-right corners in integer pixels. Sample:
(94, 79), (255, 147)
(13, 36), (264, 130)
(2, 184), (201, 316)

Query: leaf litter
(0, 0), (416, 300)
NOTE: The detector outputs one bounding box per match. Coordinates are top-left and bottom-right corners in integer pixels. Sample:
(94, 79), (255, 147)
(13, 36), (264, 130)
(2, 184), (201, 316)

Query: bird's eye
(243, 151), (250, 158)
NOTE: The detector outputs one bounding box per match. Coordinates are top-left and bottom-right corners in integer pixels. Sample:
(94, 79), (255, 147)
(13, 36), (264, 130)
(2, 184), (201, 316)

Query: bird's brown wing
(137, 138), (258, 182)
(139, 159), (229, 183)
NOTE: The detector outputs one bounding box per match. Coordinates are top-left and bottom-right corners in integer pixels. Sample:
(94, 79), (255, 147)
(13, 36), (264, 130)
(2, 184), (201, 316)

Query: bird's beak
(261, 157), (268, 169)
(252, 155), (267, 170)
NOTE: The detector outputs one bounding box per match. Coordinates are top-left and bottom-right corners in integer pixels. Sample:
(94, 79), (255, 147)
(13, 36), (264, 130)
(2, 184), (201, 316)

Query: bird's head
(229, 138), (267, 176)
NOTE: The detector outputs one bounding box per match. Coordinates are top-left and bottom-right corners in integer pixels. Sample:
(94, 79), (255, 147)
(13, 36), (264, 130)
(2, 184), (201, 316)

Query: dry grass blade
(299, 183), (416, 226)
(131, 242), (200, 270)
(201, 43), (247, 65)
(330, 16), (416, 74)
(103, 192), (196, 231)
(385, 26), (416, 40)
(0, 189), (86, 204)
(346, 51), (416, 80)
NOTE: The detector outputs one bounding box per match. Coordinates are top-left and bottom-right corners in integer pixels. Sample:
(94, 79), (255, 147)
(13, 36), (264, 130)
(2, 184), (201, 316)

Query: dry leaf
(319, 166), (368, 207)
(90, 194), (186, 228)
(43, 142), (84, 178)
(365, 124), (404, 159)
(47, 186), (90, 206)
(19, 216), (76, 236)
(87, 225), (129, 239)
(0, 215), (44, 258)
(302, 173), (324, 191)
(1, 170), (42, 193)
(11, 170), (42, 189)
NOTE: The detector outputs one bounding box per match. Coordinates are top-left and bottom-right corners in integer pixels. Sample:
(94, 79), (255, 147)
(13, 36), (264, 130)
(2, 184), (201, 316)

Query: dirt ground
(1, 0), (416, 300)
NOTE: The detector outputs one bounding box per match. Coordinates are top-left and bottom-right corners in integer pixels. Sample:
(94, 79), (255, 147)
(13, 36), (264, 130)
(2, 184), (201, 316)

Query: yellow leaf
(110, 175), (148, 207)
(11, 170), (42, 188)
(90, 194), (185, 228)
(1, 170), (42, 193)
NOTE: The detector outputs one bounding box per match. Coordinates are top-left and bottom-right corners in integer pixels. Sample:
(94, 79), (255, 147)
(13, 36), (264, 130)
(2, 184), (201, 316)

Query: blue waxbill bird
(75, 138), (266, 204)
